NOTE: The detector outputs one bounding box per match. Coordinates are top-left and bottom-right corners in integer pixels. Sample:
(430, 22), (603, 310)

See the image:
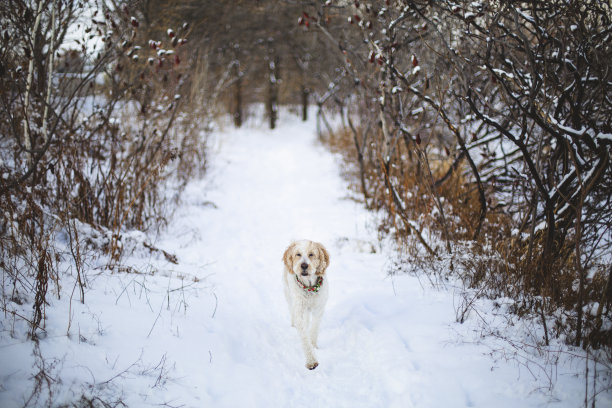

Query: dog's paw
(306, 361), (319, 370)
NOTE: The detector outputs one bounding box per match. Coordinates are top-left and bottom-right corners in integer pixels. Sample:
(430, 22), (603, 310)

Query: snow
(1, 111), (606, 407)
(492, 68), (514, 79)
(597, 132), (612, 142)
(548, 116), (587, 138)
(549, 169), (576, 199)
(410, 107), (424, 116)
(517, 10), (536, 24)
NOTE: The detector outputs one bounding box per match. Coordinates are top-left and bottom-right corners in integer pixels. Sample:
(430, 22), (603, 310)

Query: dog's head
(283, 240), (330, 279)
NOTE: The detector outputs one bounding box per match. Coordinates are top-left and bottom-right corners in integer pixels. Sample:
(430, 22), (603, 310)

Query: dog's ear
(315, 242), (330, 275)
(283, 242), (296, 273)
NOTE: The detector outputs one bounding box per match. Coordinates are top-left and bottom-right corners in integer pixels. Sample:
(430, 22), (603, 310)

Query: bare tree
(0, 0), (205, 338)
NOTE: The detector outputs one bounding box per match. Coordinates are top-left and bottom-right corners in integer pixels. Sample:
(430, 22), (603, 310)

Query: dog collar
(296, 275), (323, 293)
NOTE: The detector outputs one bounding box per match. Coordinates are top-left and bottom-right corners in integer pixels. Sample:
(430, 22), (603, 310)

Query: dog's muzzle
(300, 262), (309, 276)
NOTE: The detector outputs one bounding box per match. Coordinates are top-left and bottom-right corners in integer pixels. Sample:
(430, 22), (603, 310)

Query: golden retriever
(282, 240), (330, 370)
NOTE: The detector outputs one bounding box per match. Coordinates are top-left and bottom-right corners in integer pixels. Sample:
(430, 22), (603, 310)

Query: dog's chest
(290, 279), (328, 309)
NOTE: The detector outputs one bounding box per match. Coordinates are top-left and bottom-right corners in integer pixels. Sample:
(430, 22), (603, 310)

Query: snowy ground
(1, 111), (606, 407)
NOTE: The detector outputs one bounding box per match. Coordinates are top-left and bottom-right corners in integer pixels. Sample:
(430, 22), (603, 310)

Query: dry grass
(0, 7), (214, 341)
(324, 121), (612, 356)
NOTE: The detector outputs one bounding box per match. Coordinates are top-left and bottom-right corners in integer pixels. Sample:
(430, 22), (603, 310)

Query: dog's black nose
(300, 262), (308, 270)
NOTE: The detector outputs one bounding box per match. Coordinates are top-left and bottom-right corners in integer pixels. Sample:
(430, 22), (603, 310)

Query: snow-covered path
(151, 114), (587, 407)
(0, 113), (594, 407)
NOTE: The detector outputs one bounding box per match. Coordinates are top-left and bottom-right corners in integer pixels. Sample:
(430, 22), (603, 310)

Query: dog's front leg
(310, 307), (324, 349)
(295, 314), (318, 370)
(290, 305), (298, 328)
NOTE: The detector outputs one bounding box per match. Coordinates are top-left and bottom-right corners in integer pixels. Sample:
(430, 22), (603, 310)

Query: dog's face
(283, 240), (330, 280)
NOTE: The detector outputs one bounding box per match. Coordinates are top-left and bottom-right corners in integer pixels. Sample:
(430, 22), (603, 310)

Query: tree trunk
(233, 63), (242, 128)
(22, 0), (46, 153)
(301, 85), (309, 121)
(266, 56), (279, 129)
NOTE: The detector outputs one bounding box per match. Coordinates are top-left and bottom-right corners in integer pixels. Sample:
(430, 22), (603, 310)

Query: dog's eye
(308, 253), (314, 257)
(296, 253), (301, 257)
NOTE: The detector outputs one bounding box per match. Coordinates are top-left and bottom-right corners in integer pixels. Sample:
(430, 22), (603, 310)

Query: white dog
(282, 240), (330, 370)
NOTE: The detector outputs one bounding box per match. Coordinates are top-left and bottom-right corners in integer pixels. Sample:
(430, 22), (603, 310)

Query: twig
(211, 292), (218, 319)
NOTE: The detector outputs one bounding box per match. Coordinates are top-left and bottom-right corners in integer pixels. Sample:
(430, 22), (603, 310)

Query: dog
(282, 240), (330, 370)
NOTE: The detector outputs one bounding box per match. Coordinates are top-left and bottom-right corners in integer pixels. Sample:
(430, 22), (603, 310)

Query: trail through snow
(152, 114), (586, 407)
(1, 113), (597, 407)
